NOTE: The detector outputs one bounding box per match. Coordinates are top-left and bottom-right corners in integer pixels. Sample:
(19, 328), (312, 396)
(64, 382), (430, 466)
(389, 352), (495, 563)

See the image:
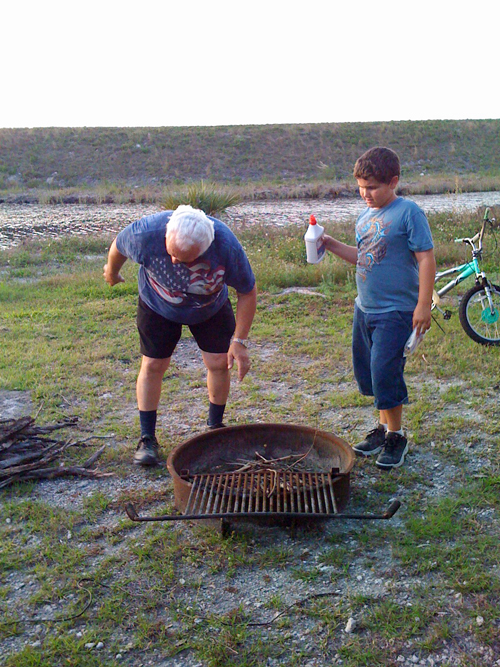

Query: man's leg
(137, 355), (171, 411)
(133, 355), (171, 466)
(189, 300), (236, 428)
(201, 351), (230, 427)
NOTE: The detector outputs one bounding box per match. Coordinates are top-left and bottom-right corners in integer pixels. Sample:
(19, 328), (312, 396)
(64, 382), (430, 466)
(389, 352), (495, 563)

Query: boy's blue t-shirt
(115, 211), (255, 325)
(355, 197), (434, 313)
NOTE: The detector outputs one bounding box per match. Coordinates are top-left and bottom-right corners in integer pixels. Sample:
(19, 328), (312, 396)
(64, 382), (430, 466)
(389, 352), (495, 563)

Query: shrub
(162, 180), (241, 215)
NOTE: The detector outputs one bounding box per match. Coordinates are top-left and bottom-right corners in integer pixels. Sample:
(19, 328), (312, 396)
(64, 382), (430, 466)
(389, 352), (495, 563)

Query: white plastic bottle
(304, 214), (326, 264)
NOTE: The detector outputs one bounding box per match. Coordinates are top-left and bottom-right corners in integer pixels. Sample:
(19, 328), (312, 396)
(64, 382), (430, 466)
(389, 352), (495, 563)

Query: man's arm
(413, 249), (437, 335)
(323, 235), (358, 265)
(103, 238), (127, 286)
(227, 284), (257, 381)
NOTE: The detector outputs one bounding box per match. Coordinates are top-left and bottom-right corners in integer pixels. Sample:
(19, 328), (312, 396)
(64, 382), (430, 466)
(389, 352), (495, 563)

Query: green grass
(0, 209), (499, 665)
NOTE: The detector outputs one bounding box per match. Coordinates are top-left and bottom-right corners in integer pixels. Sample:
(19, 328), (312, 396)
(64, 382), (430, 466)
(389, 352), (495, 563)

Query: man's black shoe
(133, 435), (160, 466)
(207, 422), (226, 430)
(376, 432), (408, 470)
(352, 425), (386, 457)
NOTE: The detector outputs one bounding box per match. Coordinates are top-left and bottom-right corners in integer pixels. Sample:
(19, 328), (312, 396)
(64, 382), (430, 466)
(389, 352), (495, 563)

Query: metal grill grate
(183, 470), (340, 517)
(125, 469), (401, 524)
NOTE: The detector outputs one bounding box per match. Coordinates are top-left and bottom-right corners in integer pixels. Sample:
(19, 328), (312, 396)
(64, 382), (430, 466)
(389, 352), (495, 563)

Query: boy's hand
(323, 234), (336, 252)
(412, 303), (431, 336)
(322, 235), (358, 265)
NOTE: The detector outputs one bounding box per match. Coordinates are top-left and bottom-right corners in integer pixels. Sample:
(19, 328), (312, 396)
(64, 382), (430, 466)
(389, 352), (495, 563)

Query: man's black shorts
(137, 297), (236, 359)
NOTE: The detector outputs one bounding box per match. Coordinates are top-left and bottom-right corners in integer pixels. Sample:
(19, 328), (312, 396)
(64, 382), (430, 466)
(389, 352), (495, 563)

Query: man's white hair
(166, 205), (215, 255)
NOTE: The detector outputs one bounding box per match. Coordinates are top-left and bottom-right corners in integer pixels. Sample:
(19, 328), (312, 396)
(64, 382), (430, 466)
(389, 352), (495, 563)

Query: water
(1, 191), (499, 250)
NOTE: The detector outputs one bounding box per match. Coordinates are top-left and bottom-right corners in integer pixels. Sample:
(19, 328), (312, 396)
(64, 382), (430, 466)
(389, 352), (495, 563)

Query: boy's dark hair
(353, 146), (401, 184)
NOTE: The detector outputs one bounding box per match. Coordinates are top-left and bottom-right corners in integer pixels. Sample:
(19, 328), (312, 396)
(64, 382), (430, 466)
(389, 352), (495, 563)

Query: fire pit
(125, 423), (400, 527)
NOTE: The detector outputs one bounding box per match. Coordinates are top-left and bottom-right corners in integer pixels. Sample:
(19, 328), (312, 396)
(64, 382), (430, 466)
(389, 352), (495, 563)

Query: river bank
(1, 191), (500, 250)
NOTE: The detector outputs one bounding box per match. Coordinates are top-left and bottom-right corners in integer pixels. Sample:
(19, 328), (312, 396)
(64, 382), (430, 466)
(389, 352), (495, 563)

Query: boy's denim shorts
(352, 304), (414, 410)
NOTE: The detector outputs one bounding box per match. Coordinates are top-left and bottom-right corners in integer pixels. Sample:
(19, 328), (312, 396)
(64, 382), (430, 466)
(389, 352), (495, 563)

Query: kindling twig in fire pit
(224, 447), (315, 473)
(0, 413), (113, 488)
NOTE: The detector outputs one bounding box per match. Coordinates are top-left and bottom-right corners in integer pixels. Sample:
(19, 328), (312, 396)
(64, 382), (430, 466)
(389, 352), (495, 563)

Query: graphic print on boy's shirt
(146, 258), (225, 305)
(356, 216), (392, 281)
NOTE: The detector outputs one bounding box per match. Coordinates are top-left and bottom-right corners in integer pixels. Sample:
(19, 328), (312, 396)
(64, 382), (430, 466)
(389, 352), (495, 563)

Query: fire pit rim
(166, 422), (355, 501)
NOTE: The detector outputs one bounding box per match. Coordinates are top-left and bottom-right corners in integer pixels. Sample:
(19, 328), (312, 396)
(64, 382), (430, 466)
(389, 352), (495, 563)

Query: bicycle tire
(458, 283), (500, 345)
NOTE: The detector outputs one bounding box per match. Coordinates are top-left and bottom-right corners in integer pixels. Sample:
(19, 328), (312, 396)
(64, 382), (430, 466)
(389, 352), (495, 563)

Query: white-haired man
(104, 205), (257, 466)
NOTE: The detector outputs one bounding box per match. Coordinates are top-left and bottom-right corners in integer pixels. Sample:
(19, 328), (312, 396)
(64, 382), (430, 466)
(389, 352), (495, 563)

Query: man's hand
(103, 239), (128, 286)
(103, 263), (125, 286)
(227, 341), (251, 381)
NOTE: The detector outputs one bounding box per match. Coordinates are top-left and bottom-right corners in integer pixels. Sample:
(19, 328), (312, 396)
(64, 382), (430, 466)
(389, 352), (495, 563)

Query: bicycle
(432, 207), (500, 345)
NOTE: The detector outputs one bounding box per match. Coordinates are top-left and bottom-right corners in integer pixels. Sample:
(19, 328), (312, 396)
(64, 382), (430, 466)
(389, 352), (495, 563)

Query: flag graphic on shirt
(146, 257), (225, 306)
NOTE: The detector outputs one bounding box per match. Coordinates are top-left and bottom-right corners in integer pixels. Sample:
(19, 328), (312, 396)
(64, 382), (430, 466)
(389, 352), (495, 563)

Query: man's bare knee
(140, 356), (171, 376)
(202, 352), (228, 373)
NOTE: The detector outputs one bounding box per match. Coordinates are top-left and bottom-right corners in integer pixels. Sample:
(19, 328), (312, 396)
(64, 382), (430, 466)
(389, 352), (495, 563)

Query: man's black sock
(208, 402), (226, 426)
(139, 410), (157, 438)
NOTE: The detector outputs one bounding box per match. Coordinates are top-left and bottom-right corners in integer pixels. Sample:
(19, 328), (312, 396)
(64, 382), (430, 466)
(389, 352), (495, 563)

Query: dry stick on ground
(0, 415), (113, 488)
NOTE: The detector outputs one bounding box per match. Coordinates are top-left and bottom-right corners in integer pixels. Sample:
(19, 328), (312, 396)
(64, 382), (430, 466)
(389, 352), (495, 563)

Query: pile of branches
(0, 414), (113, 489)
(224, 450), (316, 474)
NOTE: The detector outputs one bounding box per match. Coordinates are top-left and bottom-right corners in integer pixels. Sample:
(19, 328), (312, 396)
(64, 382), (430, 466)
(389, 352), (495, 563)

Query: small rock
(85, 642), (96, 649)
(344, 617), (356, 633)
(476, 615), (484, 626)
(96, 642), (104, 649)
(6, 518), (11, 524)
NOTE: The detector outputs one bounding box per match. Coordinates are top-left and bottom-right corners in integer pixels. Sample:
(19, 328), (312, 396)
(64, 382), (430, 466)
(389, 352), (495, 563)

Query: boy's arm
(413, 249), (437, 335)
(323, 235), (358, 265)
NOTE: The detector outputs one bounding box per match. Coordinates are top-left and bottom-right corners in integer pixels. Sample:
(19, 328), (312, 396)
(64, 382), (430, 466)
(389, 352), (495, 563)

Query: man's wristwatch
(232, 337), (249, 348)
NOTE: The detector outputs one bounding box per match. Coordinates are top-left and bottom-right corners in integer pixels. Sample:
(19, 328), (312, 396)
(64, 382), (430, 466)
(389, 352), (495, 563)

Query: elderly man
(104, 205), (257, 466)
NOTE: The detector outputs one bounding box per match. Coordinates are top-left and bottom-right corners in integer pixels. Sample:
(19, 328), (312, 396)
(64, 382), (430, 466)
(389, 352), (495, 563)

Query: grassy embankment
(0, 207), (499, 666)
(1, 119), (500, 204)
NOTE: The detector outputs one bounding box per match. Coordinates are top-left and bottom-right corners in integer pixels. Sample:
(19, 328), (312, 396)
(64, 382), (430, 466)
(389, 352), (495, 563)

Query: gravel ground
(1, 333), (499, 666)
(1, 197), (500, 665)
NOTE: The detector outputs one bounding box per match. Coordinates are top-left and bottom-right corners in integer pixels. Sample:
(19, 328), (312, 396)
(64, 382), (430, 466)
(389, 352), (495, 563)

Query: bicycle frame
(434, 258), (483, 300)
(433, 208), (496, 316)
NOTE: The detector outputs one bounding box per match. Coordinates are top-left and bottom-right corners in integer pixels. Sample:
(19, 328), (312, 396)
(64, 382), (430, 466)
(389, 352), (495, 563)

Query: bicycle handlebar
(454, 208), (491, 246)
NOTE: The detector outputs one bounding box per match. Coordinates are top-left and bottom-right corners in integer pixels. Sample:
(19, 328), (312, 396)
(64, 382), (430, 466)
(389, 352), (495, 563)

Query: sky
(2, 0), (498, 129)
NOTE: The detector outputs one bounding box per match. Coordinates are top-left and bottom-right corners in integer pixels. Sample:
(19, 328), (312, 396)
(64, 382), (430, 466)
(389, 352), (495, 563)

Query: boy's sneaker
(376, 432), (409, 470)
(352, 425), (386, 457)
(133, 435), (160, 466)
(207, 422), (226, 430)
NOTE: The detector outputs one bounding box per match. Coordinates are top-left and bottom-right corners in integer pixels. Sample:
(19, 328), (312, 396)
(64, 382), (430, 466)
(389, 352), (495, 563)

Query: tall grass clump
(163, 180), (242, 215)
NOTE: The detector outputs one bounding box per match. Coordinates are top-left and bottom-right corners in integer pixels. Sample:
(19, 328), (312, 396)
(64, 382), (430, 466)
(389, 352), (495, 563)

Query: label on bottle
(305, 223), (325, 263)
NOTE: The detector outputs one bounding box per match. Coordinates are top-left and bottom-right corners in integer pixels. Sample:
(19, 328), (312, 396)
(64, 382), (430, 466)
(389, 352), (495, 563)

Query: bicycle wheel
(459, 283), (500, 345)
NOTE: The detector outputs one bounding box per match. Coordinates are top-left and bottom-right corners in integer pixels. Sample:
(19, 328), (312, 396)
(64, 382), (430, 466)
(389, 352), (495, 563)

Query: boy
(323, 147), (436, 469)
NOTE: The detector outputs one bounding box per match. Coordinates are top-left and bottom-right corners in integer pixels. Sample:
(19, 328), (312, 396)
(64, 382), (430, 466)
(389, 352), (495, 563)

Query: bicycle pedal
(443, 311), (452, 320)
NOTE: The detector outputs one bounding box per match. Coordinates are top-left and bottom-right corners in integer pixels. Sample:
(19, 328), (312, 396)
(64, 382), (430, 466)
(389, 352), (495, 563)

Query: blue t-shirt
(115, 211), (255, 325)
(355, 197), (434, 313)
